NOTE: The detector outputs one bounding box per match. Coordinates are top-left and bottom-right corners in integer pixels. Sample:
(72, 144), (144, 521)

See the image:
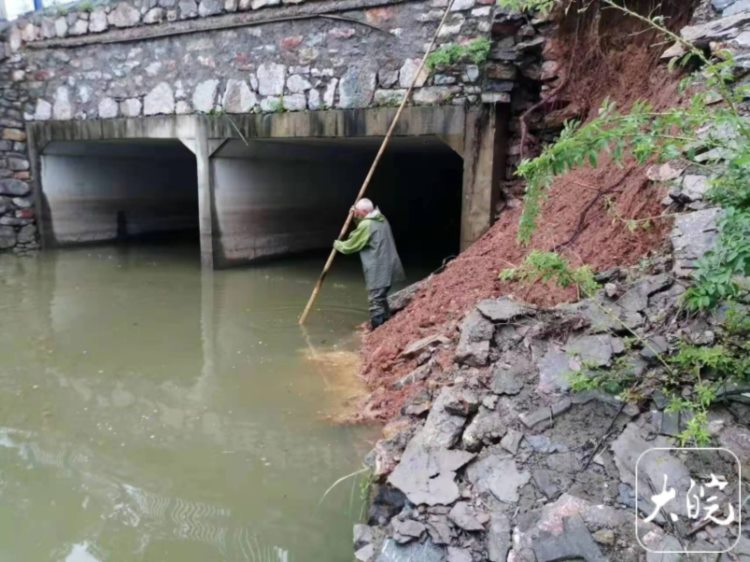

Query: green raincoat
(334, 209), (405, 290)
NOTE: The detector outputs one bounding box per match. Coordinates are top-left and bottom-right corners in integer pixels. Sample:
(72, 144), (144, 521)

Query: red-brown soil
(356, 2), (695, 422)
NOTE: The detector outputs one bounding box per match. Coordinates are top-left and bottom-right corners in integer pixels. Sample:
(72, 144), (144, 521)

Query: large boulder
(462, 407), (506, 450)
(681, 10), (750, 45)
(533, 514), (606, 562)
(490, 352), (531, 395)
(563, 334), (625, 368)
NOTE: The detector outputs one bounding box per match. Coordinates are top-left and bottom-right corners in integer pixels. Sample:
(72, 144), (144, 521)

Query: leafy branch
(499, 250), (599, 298)
(505, 0), (750, 311)
(496, 0), (750, 446)
(515, 96), (709, 244)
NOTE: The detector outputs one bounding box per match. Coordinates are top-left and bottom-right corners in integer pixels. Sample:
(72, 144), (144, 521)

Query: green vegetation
(497, 0), (557, 15)
(267, 98), (286, 113)
(357, 469), (375, 521)
(76, 0), (96, 12)
(501, 0), (750, 313)
(513, 96), (710, 245)
(568, 356), (639, 395)
(499, 250), (599, 297)
(44, 0), (105, 16)
(426, 38), (492, 71)
(492, 0), (750, 447)
(665, 309), (750, 445)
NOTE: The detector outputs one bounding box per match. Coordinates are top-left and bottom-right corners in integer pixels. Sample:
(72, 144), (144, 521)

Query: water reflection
(0, 244), (378, 561)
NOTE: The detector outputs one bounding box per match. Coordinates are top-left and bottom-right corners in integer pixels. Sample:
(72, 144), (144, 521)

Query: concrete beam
(205, 106), (466, 140)
(460, 104), (508, 250)
(28, 107), (465, 145)
(28, 115), (198, 153)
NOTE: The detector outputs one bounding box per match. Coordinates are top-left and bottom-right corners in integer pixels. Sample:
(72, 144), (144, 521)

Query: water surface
(0, 242), (381, 562)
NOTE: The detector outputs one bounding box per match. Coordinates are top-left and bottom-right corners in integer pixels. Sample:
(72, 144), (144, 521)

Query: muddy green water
(0, 243), (385, 562)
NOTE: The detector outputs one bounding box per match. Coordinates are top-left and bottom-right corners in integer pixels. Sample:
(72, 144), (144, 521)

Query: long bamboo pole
(298, 0), (456, 324)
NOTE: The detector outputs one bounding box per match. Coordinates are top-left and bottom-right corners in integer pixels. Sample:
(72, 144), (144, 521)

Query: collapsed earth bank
(352, 1), (750, 560)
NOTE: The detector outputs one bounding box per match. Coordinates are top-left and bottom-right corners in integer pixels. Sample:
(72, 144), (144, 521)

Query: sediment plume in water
(300, 347), (370, 424)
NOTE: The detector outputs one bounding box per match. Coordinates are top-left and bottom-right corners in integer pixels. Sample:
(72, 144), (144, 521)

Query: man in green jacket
(334, 198), (405, 329)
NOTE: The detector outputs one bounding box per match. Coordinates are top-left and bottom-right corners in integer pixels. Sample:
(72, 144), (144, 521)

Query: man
(334, 198), (405, 329)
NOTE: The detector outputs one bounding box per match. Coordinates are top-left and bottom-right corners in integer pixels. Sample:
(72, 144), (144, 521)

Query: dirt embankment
(357, 1), (696, 422)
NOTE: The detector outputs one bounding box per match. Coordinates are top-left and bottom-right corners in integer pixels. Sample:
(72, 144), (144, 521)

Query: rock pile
(355, 4), (750, 559)
(357, 276), (750, 561)
(357, 33), (750, 552)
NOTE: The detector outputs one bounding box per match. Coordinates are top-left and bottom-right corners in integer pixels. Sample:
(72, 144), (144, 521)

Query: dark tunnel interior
(38, 136), (464, 274)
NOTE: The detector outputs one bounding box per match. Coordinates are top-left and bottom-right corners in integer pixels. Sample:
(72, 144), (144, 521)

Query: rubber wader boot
(370, 314), (387, 330)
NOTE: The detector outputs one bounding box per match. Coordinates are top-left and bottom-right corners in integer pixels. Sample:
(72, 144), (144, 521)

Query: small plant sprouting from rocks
(604, 195), (654, 233)
(568, 357), (639, 396)
(667, 399), (712, 446)
(357, 469), (375, 522)
(76, 0), (96, 12)
(425, 38), (492, 71)
(268, 98), (286, 113)
(664, 310), (750, 445)
(497, 0), (557, 15)
(319, 466), (370, 509)
(499, 250), (600, 298)
(501, 250), (750, 446)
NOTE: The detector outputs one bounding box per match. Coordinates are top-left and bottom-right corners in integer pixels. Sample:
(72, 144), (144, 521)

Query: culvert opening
(40, 140), (199, 248)
(211, 136), (462, 273)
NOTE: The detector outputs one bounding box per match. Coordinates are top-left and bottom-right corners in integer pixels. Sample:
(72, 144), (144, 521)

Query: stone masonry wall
(0, 0), (504, 253)
(6, 0), (496, 121)
(0, 27), (38, 254)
